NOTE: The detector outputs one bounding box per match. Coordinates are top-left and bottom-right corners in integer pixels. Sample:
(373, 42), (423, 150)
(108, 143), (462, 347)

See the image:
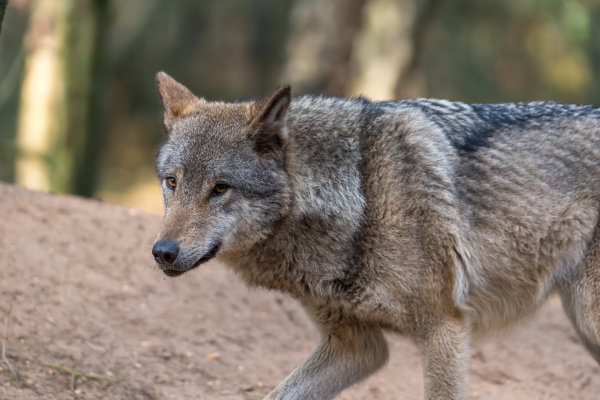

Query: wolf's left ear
(156, 71), (205, 130)
(249, 85), (291, 157)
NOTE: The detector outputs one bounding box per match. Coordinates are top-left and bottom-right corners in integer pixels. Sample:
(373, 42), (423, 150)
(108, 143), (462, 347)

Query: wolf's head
(152, 72), (292, 277)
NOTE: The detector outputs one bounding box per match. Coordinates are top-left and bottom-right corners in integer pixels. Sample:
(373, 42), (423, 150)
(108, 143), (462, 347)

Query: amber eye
(165, 177), (177, 190)
(211, 183), (229, 197)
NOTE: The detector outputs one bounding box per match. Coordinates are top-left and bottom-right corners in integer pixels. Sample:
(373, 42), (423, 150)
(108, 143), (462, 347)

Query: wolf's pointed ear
(156, 71), (205, 130)
(249, 85), (291, 157)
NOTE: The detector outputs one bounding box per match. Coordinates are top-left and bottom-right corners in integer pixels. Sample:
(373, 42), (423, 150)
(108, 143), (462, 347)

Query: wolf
(151, 71), (600, 399)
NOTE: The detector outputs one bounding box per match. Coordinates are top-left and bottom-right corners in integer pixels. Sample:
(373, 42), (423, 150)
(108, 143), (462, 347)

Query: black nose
(152, 240), (180, 266)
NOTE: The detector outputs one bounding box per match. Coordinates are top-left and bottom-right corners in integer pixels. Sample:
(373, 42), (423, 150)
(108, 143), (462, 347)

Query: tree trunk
(394, 0), (440, 99)
(0, 0), (8, 34)
(15, 0), (109, 195)
(15, 0), (68, 192)
(346, 0), (420, 100)
(282, 0), (366, 95)
(68, 0), (109, 197)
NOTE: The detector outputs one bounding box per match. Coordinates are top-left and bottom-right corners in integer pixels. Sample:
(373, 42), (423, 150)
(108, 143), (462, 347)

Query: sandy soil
(0, 182), (598, 399)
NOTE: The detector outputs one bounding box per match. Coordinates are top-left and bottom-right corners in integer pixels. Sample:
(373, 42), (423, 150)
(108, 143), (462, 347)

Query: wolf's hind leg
(263, 324), (388, 400)
(559, 226), (600, 364)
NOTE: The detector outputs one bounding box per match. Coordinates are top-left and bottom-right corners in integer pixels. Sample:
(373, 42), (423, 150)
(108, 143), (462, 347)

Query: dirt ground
(0, 182), (599, 400)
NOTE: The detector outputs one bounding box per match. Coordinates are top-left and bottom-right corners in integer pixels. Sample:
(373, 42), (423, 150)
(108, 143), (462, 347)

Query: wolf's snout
(152, 240), (180, 266)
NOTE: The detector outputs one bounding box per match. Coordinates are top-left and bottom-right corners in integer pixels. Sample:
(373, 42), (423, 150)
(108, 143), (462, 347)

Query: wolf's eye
(211, 183), (229, 197)
(165, 177), (177, 190)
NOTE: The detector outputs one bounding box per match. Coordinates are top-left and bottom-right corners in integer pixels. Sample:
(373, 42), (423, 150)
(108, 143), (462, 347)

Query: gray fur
(153, 71), (600, 399)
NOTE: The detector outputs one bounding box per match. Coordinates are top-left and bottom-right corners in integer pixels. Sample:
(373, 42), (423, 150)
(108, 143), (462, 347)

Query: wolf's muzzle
(153, 241), (221, 277)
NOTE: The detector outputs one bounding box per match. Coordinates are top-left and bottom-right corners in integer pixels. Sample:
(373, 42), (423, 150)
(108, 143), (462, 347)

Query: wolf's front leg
(419, 318), (470, 400)
(264, 324), (389, 400)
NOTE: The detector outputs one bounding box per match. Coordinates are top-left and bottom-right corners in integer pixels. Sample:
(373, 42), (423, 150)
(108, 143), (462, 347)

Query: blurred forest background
(0, 0), (599, 213)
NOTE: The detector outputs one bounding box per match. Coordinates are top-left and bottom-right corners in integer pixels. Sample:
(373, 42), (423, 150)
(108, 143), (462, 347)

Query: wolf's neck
(285, 95), (367, 232)
(221, 97), (370, 299)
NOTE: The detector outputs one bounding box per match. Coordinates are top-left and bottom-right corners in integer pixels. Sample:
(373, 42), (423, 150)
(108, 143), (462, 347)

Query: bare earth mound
(0, 182), (598, 399)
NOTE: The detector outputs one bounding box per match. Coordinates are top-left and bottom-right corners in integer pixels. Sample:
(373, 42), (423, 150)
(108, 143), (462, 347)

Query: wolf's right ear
(156, 72), (205, 130)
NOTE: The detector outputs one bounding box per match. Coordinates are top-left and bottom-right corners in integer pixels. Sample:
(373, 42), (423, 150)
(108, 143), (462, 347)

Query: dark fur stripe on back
(400, 99), (600, 153)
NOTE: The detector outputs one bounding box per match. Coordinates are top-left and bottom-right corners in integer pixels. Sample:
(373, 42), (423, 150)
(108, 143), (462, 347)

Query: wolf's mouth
(162, 243), (221, 277)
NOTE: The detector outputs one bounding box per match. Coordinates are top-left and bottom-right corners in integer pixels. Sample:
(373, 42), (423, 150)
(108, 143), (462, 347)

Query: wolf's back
(395, 99), (600, 154)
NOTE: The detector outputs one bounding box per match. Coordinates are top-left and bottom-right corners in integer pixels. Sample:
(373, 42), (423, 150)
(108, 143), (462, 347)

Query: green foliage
(424, 0), (598, 103)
